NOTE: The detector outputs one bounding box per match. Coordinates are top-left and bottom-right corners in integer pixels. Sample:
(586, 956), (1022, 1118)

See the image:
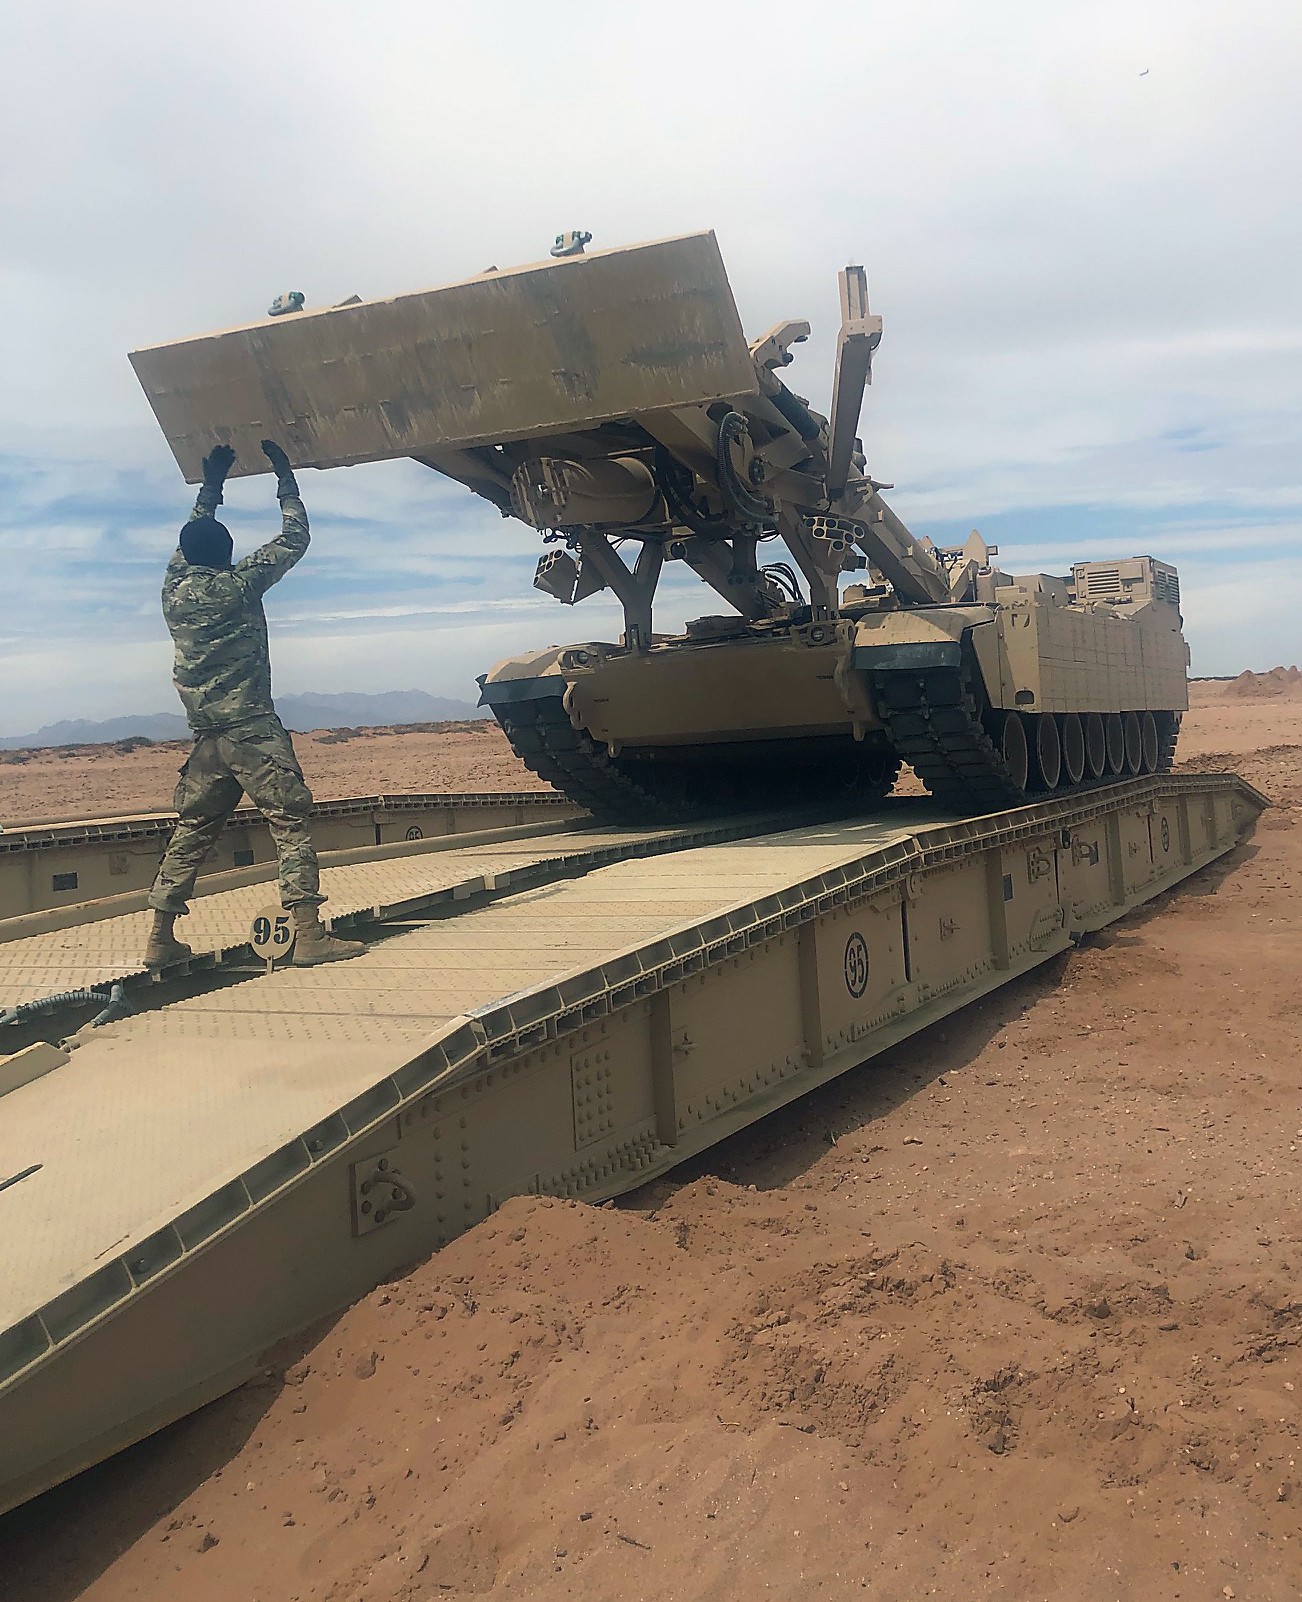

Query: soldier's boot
(291, 905), (366, 966)
(144, 910), (193, 969)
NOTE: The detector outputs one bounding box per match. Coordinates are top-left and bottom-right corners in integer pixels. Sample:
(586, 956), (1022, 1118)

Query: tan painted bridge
(0, 816), (691, 1015)
(0, 774), (1265, 1516)
(0, 789), (577, 921)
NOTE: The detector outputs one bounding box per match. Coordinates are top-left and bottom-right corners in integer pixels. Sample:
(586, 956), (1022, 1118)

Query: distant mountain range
(0, 691), (487, 750)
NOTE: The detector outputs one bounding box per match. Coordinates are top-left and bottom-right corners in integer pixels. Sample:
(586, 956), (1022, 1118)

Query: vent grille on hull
(1072, 556), (1181, 610)
(1078, 566), (1122, 598)
(1152, 566), (1181, 606)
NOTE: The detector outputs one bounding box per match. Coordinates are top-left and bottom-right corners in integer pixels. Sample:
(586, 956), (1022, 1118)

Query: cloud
(2, 0), (1300, 731)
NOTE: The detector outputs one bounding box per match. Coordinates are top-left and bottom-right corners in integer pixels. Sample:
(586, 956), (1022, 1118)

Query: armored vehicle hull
(481, 553), (1189, 820)
(131, 232), (1189, 820)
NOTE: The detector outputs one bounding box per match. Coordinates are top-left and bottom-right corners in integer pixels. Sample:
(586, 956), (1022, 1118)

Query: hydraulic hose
(1, 982), (130, 1030)
(716, 412), (774, 527)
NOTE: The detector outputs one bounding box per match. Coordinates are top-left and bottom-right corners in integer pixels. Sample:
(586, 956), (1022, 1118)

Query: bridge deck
(1, 816), (917, 1328)
(0, 818), (730, 1009)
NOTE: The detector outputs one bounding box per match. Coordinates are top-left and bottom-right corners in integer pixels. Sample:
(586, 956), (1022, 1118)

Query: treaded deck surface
(0, 792), (569, 848)
(0, 817), (918, 1328)
(0, 825), (680, 1010)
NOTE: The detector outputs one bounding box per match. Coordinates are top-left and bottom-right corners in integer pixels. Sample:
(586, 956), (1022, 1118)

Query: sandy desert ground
(0, 721), (550, 829)
(0, 674), (1299, 1602)
(1, 677), (1297, 827)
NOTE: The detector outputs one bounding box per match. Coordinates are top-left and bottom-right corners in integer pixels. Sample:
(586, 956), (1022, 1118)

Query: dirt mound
(1225, 666), (1302, 700)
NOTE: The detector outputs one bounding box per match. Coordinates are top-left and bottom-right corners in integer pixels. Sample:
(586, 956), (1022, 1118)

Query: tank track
(1157, 713), (1182, 772)
(870, 665), (1024, 812)
(493, 693), (901, 824)
(494, 695), (684, 823)
(496, 683), (1182, 822)
(870, 664), (1183, 810)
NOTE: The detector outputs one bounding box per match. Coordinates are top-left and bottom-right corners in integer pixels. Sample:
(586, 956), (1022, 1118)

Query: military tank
(130, 231), (1188, 821)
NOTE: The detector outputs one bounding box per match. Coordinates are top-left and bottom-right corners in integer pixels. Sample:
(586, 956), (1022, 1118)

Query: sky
(2, 0), (1299, 735)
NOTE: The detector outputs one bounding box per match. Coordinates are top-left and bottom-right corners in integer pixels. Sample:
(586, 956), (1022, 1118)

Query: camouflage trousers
(148, 714), (324, 915)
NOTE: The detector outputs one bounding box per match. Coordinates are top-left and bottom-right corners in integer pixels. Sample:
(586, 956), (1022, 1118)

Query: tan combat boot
(144, 910), (193, 969)
(291, 904), (366, 966)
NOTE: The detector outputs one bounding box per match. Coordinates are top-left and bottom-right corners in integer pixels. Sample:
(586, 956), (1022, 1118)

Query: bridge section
(0, 774), (1264, 1514)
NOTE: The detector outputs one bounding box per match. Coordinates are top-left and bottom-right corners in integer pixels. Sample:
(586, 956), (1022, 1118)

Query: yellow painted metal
(0, 1043), (68, 1097)
(0, 817), (731, 1014)
(0, 792), (577, 923)
(0, 775), (1265, 1515)
(128, 234), (756, 484)
(126, 233), (1194, 817)
(565, 631), (861, 747)
(850, 586), (1190, 716)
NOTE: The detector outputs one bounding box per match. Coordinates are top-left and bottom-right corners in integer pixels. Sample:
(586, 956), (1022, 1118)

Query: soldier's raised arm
(235, 439), (312, 599)
(187, 444), (235, 527)
(165, 444), (236, 585)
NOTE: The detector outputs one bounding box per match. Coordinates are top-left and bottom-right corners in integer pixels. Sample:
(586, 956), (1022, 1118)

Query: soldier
(144, 439), (365, 969)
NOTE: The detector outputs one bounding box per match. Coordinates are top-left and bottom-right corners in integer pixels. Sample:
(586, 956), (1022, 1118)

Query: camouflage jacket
(162, 485), (310, 733)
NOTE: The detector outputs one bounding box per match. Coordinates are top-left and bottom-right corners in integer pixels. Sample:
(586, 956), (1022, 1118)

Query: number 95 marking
(844, 932), (869, 998)
(250, 907), (295, 961)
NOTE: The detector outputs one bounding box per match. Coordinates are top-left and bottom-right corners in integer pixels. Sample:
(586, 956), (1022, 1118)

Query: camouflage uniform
(148, 484), (324, 915)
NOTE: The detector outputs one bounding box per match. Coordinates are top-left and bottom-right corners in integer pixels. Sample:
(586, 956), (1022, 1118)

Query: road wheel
(1000, 711), (1029, 791)
(1060, 713), (1086, 785)
(1140, 710), (1160, 773)
(1085, 713), (1107, 779)
(1105, 713), (1126, 775)
(1123, 711), (1143, 775)
(1032, 712), (1062, 791)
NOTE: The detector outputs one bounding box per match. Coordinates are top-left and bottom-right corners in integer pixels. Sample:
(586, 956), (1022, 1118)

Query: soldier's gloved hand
(201, 444), (236, 488)
(261, 438), (299, 499)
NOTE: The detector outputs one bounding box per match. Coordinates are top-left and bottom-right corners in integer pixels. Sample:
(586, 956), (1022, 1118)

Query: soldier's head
(180, 516), (234, 569)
